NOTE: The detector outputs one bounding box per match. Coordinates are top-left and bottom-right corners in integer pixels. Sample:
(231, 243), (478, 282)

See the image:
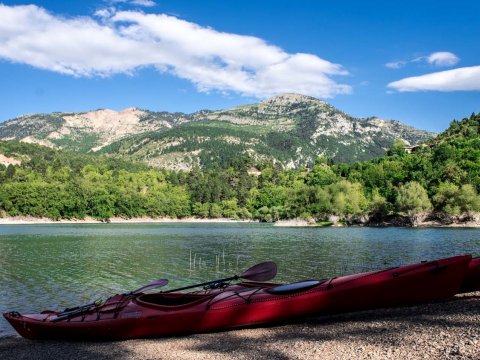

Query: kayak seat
(267, 280), (326, 294)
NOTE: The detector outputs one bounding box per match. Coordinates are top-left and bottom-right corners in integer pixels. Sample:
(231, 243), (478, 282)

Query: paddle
(163, 261), (277, 293)
(130, 278), (169, 294)
(60, 298), (103, 315)
(51, 278), (169, 322)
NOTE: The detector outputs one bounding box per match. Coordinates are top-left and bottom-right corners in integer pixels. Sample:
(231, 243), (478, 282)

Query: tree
(5, 164), (15, 179)
(305, 161), (337, 186)
(433, 182), (461, 215)
(458, 184), (480, 214)
(396, 182), (432, 226)
(310, 187), (332, 218)
(209, 203), (222, 218)
(192, 202), (209, 218)
(386, 139), (407, 157)
(221, 199), (238, 219)
(327, 180), (367, 218)
(368, 188), (389, 218)
(433, 183), (480, 215)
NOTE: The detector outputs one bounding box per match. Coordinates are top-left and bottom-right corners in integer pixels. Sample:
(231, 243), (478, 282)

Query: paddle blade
(240, 261), (277, 282)
(132, 279), (169, 294)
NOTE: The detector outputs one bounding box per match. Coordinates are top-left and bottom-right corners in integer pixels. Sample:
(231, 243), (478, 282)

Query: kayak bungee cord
(51, 279), (169, 322)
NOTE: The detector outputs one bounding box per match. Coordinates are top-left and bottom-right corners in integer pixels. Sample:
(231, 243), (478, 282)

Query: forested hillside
(0, 113), (478, 225)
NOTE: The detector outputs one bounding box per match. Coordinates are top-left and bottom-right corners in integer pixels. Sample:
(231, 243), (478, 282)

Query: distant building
(404, 142), (437, 154)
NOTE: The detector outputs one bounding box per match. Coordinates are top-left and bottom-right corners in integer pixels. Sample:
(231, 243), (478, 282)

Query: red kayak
(4, 254), (477, 340)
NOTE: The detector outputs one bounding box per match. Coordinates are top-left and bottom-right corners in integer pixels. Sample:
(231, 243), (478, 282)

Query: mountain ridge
(0, 93), (435, 169)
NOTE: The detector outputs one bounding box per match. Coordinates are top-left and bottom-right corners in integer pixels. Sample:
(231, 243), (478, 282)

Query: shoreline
(272, 218), (480, 228)
(0, 216), (256, 225)
(0, 215), (479, 227)
(1, 292), (479, 359)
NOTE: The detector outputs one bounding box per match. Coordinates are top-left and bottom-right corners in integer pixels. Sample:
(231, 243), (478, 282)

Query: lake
(1, 223), (479, 337)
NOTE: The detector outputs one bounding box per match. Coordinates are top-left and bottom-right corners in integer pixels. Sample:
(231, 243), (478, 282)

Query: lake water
(1, 223), (479, 337)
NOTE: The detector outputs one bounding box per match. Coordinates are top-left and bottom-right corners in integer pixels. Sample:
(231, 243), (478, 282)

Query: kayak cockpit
(267, 280), (326, 294)
(136, 293), (212, 308)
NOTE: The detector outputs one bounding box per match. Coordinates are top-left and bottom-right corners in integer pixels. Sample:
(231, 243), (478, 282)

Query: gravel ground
(1, 293), (479, 360)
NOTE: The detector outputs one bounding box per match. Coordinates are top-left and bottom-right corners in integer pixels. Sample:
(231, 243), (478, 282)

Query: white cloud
(386, 51), (460, 69)
(107, 0), (156, 7)
(131, 0), (156, 7)
(426, 52), (459, 67)
(388, 65), (480, 92)
(0, 4), (350, 98)
(385, 61), (407, 69)
(94, 8), (115, 19)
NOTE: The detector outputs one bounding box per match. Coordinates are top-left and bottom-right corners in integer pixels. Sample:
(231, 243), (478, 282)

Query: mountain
(0, 94), (435, 169)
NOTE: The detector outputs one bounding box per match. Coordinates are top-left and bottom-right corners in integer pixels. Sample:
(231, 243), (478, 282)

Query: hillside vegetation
(0, 113), (478, 225)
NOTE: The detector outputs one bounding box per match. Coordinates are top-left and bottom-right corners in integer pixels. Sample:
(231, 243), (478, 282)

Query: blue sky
(0, 0), (479, 132)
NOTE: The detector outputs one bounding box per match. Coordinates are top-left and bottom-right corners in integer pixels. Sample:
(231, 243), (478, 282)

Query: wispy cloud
(426, 52), (459, 67)
(94, 8), (115, 19)
(385, 51), (460, 69)
(0, 4), (351, 98)
(131, 0), (156, 7)
(388, 65), (480, 92)
(385, 61), (407, 69)
(107, 0), (156, 7)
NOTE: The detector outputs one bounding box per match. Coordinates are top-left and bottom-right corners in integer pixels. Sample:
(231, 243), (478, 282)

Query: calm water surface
(1, 223), (479, 337)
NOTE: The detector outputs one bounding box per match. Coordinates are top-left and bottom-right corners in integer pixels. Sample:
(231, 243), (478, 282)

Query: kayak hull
(4, 255), (476, 340)
(460, 257), (480, 293)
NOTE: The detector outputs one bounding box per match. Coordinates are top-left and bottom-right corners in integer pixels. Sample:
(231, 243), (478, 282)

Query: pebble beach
(1, 292), (479, 360)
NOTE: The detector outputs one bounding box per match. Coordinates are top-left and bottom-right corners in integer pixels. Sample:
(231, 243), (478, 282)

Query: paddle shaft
(51, 303), (100, 322)
(63, 299), (101, 313)
(163, 275), (239, 293)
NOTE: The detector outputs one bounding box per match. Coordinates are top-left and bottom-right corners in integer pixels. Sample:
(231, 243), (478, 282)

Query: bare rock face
(59, 108), (169, 151)
(0, 107), (189, 153)
(0, 153), (21, 166)
(0, 94), (435, 169)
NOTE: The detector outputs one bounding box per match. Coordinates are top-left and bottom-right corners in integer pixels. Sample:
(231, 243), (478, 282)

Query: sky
(0, 0), (479, 132)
